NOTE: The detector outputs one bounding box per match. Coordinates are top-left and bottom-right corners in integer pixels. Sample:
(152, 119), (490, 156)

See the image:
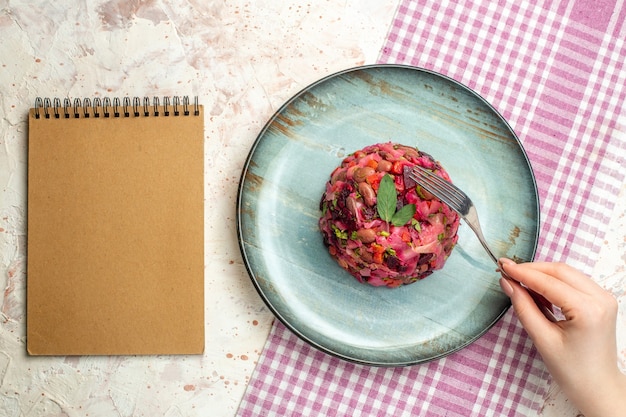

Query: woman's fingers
(499, 259), (616, 324)
(499, 259), (585, 310)
(505, 261), (603, 296)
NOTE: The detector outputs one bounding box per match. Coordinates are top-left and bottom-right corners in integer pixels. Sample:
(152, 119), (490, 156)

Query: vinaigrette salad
(319, 142), (460, 287)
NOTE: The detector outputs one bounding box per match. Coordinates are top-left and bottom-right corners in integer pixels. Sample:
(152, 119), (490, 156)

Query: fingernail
(498, 257), (515, 266)
(499, 277), (514, 297)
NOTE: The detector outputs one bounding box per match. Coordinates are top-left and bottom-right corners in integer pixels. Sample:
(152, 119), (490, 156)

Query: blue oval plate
(237, 65), (539, 366)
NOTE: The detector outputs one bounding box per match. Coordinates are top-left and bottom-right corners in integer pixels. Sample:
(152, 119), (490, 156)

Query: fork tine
(409, 166), (467, 212)
(422, 174), (465, 206)
(413, 165), (462, 195)
(420, 178), (462, 209)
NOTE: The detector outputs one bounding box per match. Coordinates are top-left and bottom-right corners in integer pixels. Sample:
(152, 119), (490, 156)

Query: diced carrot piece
(373, 252), (383, 264)
(391, 161), (404, 174)
(367, 174), (380, 189)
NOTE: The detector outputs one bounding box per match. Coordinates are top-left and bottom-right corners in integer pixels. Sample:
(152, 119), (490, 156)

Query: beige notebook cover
(27, 97), (204, 355)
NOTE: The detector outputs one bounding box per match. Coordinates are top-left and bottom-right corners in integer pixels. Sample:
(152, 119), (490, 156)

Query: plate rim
(236, 63), (540, 367)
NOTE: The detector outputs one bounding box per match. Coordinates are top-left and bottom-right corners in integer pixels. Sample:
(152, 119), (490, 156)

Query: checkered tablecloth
(237, 1), (626, 415)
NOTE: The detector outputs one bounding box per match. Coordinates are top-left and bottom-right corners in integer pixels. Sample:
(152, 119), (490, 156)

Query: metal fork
(409, 165), (557, 322)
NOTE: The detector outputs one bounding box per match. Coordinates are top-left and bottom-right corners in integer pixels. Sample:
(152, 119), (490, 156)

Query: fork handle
(469, 218), (559, 322)
(461, 200), (557, 321)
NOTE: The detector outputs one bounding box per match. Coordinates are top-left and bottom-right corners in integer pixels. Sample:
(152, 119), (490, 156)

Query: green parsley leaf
(377, 173), (417, 226)
(376, 174), (397, 222)
(391, 203), (416, 226)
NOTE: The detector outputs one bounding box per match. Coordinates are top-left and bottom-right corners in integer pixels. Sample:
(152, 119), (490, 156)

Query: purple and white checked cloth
(238, 1), (626, 416)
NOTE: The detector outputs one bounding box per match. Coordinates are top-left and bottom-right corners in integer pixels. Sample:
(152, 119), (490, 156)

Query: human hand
(498, 259), (626, 417)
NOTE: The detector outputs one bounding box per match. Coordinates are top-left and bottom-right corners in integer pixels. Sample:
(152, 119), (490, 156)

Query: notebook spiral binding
(33, 96), (200, 119)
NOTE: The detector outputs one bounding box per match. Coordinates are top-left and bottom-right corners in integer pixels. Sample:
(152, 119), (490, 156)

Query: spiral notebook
(27, 96), (205, 355)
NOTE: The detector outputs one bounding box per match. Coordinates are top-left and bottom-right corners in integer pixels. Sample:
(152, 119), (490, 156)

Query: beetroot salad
(319, 142), (460, 288)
